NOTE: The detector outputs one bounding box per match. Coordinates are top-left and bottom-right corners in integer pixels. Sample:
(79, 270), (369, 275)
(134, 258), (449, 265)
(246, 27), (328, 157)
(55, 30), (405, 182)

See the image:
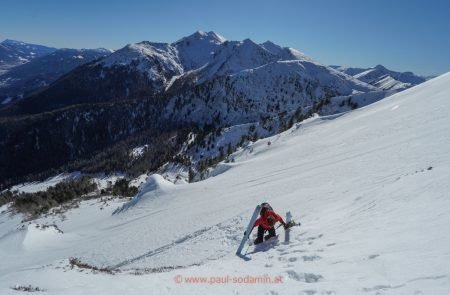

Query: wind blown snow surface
(1, 73), (450, 294)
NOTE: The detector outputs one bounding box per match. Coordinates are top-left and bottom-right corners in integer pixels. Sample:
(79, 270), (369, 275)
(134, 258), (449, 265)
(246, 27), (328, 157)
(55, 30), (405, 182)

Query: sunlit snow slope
(1, 73), (449, 294)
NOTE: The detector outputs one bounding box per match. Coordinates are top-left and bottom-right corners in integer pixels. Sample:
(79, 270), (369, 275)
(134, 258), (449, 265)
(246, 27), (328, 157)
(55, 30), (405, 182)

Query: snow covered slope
(163, 57), (380, 128)
(329, 65), (367, 76)
(353, 65), (426, 91)
(174, 30), (226, 70)
(98, 31), (226, 90)
(1, 74), (449, 294)
(331, 64), (427, 91)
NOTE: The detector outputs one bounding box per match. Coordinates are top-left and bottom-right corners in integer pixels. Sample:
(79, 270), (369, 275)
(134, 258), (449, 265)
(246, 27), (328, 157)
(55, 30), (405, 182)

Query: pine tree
(227, 143), (233, 156)
(188, 166), (195, 183)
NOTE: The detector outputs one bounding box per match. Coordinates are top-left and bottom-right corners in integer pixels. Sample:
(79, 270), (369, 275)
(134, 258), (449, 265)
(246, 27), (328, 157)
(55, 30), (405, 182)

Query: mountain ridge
(0, 31), (425, 188)
(331, 64), (426, 91)
(0, 47), (112, 104)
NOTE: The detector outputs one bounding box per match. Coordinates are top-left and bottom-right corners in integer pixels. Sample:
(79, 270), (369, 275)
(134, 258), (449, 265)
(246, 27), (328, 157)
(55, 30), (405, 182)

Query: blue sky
(1, 0), (449, 76)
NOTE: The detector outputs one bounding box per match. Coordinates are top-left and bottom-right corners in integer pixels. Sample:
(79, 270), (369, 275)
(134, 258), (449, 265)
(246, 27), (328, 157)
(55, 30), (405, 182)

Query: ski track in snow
(109, 215), (243, 270)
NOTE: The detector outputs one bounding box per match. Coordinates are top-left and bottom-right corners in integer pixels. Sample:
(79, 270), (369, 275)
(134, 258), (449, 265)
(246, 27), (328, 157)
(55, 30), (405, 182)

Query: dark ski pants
(255, 226), (275, 244)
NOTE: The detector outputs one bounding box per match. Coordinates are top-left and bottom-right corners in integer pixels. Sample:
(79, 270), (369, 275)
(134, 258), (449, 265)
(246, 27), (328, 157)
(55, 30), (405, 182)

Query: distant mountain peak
(262, 40), (278, 46)
(343, 64), (427, 91)
(1, 39), (25, 45)
(176, 31), (226, 45)
(92, 48), (114, 54)
(259, 41), (282, 53)
(198, 31), (227, 43)
(241, 38), (259, 46)
(172, 31), (227, 71)
(373, 64), (387, 70)
(207, 31), (227, 43)
(1, 39), (57, 51)
(0, 39), (58, 76)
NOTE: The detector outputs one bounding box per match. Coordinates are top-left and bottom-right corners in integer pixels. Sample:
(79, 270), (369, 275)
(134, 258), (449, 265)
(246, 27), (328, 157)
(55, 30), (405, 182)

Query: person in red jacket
(253, 203), (286, 245)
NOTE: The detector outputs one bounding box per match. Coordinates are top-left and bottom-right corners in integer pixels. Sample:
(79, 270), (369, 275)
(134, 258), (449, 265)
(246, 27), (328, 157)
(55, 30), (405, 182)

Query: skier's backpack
(260, 202), (273, 216)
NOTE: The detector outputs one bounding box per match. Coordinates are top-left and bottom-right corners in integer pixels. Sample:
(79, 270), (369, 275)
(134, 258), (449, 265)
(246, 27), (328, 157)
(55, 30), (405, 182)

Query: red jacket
(253, 210), (286, 230)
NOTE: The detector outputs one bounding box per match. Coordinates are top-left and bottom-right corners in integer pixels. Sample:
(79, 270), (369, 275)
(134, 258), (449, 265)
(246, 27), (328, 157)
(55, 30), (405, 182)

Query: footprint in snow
(306, 234), (324, 241)
(286, 270), (323, 283)
(280, 255), (321, 262)
(301, 255), (322, 262)
(362, 284), (405, 292)
(292, 249), (307, 253)
(299, 291), (336, 295)
(279, 248), (307, 256)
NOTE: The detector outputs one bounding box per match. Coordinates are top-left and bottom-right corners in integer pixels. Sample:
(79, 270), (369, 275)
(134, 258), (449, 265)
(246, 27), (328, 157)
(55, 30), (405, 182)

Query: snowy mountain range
(331, 64), (427, 91)
(0, 39), (56, 75)
(0, 47), (112, 104)
(0, 31), (429, 189)
(2, 31), (382, 116)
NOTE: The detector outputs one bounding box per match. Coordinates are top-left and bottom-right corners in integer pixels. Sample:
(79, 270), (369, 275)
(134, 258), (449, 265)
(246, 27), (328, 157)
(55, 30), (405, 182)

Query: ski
(236, 205), (261, 256)
(285, 211), (292, 243)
